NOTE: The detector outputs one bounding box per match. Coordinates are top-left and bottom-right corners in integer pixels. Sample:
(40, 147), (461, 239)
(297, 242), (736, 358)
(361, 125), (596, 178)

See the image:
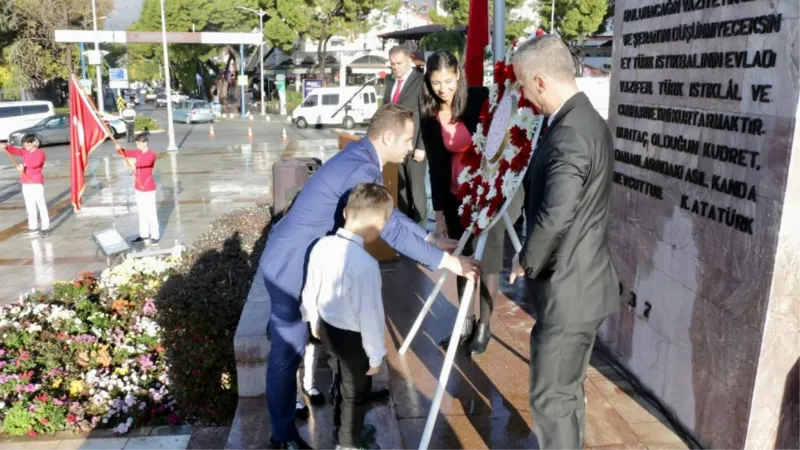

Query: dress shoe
(365, 388), (390, 403)
(469, 322), (491, 356)
(295, 401), (309, 420)
(335, 444), (379, 450)
(303, 386), (325, 406)
(438, 316), (476, 350)
(269, 434), (313, 449)
(332, 423), (377, 446)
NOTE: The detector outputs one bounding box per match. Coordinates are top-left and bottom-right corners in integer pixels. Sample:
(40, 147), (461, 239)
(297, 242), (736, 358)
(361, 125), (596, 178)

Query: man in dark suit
(509, 36), (620, 449)
(383, 46), (427, 226)
(260, 104), (480, 449)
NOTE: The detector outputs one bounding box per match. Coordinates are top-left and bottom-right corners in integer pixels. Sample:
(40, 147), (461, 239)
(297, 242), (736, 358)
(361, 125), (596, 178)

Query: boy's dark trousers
(319, 320), (370, 448)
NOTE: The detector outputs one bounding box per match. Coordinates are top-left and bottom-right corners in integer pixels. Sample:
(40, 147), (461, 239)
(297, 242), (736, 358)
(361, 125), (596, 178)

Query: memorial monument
(604, 1), (799, 448)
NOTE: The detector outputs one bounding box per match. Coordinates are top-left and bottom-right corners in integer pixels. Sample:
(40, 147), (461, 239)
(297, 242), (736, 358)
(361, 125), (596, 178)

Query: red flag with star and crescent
(69, 74), (108, 211)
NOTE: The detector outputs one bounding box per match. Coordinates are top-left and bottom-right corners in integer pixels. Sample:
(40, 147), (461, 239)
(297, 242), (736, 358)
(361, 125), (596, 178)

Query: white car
(99, 113), (127, 137)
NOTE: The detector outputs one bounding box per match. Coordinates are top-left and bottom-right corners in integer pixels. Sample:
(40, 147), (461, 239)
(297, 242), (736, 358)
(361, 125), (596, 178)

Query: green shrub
(155, 206), (272, 425)
(135, 116), (161, 132)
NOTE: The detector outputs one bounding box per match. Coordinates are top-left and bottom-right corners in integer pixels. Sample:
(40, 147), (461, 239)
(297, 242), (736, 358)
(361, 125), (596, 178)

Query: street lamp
(90, 0), (104, 113)
(550, 0), (555, 34)
(79, 16), (106, 81)
(236, 5), (267, 116)
(160, 0), (178, 151)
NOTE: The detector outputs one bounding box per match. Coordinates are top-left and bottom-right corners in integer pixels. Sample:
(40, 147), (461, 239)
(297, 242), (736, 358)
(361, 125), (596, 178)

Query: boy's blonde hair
(346, 183), (393, 221)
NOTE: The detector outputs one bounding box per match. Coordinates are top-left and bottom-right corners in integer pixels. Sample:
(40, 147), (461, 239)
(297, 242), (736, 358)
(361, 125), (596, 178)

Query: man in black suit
(509, 36), (620, 449)
(383, 46), (427, 226)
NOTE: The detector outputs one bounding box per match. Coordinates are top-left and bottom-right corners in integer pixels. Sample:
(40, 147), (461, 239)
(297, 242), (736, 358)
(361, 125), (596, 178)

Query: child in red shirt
(1, 136), (50, 237)
(115, 133), (159, 245)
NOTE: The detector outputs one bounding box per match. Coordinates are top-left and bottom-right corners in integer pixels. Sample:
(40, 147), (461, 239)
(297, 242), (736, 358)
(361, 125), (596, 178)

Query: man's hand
(366, 366), (380, 376)
(509, 253), (525, 284)
(114, 144), (122, 152)
(0, 142), (7, 150)
(412, 149), (425, 162)
(434, 211), (448, 239)
(442, 253), (481, 281)
(431, 234), (458, 252)
(16, 166), (23, 173)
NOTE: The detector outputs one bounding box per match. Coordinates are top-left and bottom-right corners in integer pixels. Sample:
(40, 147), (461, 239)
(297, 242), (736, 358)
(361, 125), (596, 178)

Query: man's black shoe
(365, 388), (390, 403)
(295, 401), (310, 420)
(269, 434), (313, 449)
(132, 236), (146, 243)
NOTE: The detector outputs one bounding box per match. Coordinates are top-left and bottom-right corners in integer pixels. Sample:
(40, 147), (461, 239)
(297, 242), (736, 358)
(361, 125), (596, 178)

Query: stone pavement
(0, 135), (340, 306)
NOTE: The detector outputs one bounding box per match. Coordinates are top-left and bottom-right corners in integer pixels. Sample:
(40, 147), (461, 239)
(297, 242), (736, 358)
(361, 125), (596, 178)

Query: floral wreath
(455, 53), (545, 234)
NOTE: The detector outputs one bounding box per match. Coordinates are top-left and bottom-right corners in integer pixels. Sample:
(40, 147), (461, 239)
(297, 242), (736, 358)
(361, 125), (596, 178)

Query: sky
(104, 0), (145, 31)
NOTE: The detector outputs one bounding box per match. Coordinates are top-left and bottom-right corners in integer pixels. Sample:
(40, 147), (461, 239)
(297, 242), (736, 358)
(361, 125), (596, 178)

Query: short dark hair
(388, 46), (411, 58)
(135, 132), (149, 143)
(346, 183), (393, 221)
(22, 135), (37, 145)
(420, 51), (468, 121)
(367, 103), (413, 139)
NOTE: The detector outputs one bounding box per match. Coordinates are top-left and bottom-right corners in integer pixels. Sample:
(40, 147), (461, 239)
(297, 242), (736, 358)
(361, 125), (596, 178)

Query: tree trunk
(317, 37), (325, 85)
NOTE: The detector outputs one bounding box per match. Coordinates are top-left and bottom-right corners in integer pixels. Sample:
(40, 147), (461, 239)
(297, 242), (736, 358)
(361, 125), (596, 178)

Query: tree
(538, 0), (608, 43)
(429, 0), (532, 46)
(0, 0), (113, 86)
(420, 30), (466, 58)
(261, 0), (311, 52)
(305, 0), (400, 84)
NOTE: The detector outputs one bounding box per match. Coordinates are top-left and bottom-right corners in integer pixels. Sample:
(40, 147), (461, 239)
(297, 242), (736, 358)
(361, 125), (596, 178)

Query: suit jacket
(521, 92), (619, 325)
(419, 86), (488, 212)
(383, 69), (425, 151)
(260, 138), (444, 321)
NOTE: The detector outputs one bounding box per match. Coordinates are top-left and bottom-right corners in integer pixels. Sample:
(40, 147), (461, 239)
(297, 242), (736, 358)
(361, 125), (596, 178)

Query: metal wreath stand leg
(401, 189), (526, 450)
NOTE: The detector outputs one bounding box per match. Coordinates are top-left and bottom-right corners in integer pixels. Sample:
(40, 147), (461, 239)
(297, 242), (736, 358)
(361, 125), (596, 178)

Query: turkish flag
(464, 0), (489, 86)
(69, 74), (108, 211)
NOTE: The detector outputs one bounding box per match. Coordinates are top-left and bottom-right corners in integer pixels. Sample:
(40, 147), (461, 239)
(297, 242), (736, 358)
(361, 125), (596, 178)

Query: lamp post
(90, 0), (104, 113)
(236, 6), (267, 116)
(80, 16), (106, 86)
(160, 0), (178, 151)
(550, 0), (555, 33)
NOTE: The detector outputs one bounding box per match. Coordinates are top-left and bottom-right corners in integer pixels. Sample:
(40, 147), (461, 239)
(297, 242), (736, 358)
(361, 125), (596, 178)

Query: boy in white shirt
(301, 183), (392, 450)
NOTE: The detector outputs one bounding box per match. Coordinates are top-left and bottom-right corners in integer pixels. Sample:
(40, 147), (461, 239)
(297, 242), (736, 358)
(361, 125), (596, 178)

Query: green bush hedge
(155, 206), (272, 424)
(135, 116), (161, 132)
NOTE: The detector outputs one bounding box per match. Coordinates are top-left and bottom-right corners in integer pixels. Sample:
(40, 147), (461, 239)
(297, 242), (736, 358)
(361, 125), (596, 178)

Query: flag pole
(3, 148), (32, 183)
(71, 74), (141, 189)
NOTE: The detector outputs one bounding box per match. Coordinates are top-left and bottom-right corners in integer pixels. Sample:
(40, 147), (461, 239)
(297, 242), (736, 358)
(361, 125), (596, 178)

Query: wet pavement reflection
(0, 138), (340, 304)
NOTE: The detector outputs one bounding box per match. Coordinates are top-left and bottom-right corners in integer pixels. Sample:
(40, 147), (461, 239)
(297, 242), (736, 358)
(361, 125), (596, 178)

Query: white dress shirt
(301, 228), (386, 368)
(548, 103), (563, 127)
(389, 67), (414, 102)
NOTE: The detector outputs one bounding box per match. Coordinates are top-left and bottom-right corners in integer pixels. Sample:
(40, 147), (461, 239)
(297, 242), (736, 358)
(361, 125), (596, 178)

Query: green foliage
(420, 30), (466, 59)
(135, 116), (162, 132)
(305, 0), (401, 83)
(156, 207), (272, 424)
(431, 0), (531, 45)
(538, 0), (608, 42)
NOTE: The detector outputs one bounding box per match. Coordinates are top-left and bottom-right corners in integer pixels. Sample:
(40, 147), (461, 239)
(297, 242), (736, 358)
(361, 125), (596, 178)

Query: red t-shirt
(121, 149), (157, 192)
(6, 146), (45, 184)
(438, 115), (473, 195)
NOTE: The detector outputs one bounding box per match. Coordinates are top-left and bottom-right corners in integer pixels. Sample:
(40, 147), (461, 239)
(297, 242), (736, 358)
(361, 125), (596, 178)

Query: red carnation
(494, 61), (506, 84)
(498, 158), (511, 174)
(462, 149), (482, 170)
(478, 99), (490, 122)
(456, 182), (472, 201)
(510, 126), (528, 150)
(460, 204), (473, 228)
(504, 63), (516, 83)
(518, 92), (534, 110)
(67, 413), (77, 424)
(510, 146), (533, 173)
(482, 115), (492, 135)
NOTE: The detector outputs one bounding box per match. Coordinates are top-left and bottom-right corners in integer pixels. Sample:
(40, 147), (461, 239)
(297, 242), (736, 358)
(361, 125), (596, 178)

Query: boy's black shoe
(39, 229), (51, 238)
(295, 400), (310, 420)
(132, 236), (146, 243)
(147, 239), (160, 246)
(302, 387), (325, 406)
(365, 388), (390, 404)
(269, 434), (312, 449)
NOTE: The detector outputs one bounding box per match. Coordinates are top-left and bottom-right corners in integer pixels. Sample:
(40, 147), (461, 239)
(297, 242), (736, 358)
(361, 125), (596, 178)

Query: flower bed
(0, 257), (181, 437)
(0, 206), (272, 437)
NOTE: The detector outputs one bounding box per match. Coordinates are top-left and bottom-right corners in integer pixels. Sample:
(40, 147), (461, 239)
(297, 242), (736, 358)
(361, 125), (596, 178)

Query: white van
(292, 86), (378, 129)
(0, 101), (55, 141)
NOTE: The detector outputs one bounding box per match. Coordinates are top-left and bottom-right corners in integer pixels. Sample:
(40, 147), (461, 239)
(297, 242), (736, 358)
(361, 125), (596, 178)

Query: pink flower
(40, 418), (49, 425)
(67, 413), (77, 423)
(143, 299), (157, 316)
(28, 405), (37, 412)
(27, 430), (36, 437)
(19, 351), (29, 360)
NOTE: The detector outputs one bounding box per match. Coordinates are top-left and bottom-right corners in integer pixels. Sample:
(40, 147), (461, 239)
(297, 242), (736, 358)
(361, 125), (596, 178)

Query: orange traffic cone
(248, 126), (253, 141)
(281, 127), (288, 141)
(209, 123), (215, 138)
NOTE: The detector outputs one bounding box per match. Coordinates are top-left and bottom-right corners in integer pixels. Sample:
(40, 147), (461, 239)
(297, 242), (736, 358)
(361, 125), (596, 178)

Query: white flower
(477, 208), (491, 230)
(0, 402), (6, 409)
(27, 324), (42, 334)
(501, 171), (518, 197)
(456, 168), (472, 186)
(503, 143), (518, 162)
(476, 185), (485, 197)
(472, 130), (486, 150)
(488, 84), (498, 104)
(486, 185), (497, 201)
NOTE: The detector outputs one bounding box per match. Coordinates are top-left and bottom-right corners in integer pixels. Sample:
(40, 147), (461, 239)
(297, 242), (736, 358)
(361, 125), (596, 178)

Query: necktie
(391, 77), (404, 104)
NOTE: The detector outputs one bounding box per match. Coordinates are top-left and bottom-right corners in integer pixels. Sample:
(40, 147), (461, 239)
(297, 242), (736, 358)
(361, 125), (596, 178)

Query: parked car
(292, 86), (378, 129)
(145, 90), (159, 103)
(171, 91), (189, 104)
(173, 100), (214, 124)
(7, 114), (69, 146)
(155, 93), (168, 107)
(0, 101), (55, 141)
(99, 113), (127, 137)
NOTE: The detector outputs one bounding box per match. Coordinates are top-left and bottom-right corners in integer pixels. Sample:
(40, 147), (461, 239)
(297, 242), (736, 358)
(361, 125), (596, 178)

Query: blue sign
(303, 80), (323, 99)
(109, 68), (127, 81)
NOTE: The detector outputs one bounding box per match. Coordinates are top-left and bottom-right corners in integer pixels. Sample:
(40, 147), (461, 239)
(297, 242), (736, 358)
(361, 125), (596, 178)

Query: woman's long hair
(420, 50), (468, 121)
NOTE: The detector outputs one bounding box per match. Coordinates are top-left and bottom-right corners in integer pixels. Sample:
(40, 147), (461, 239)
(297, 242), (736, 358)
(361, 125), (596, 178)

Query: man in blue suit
(261, 104), (480, 449)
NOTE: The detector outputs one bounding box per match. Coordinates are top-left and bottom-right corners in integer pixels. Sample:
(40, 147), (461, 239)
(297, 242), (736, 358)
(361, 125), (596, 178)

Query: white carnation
(477, 209), (490, 230)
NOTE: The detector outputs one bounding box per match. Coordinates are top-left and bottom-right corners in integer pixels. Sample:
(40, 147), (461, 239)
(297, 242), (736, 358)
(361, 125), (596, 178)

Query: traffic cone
(281, 127), (288, 141)
(209, 123), (215, 138)
(248, 126), (253, 141)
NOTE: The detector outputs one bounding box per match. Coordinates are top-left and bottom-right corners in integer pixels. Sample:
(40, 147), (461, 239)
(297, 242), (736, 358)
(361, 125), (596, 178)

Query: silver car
(173, 100), (214, 124)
